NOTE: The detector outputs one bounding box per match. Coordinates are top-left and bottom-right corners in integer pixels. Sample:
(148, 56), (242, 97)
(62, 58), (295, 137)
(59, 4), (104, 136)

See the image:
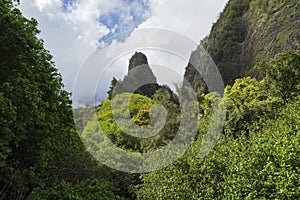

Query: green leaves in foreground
(136, 54), (300, 199)
(0, 1), (119, 199)
(137, 96), (300, 199)
(28, 179), (120, 200)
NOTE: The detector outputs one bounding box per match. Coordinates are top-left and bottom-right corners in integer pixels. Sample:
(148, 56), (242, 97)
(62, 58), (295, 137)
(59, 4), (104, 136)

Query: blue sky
(19, 0), (228, 106)
(59, 0), (151, 44)
(98, 1), (150, 43)
(61, 0), (75, 11)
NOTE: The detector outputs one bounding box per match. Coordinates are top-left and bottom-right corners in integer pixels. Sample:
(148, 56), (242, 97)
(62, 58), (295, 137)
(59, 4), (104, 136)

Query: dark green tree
(107, 77), (118, 100)
(262, 50), (300, 104)
(28, 179), (119, 200)
(0, 1), (117, 199)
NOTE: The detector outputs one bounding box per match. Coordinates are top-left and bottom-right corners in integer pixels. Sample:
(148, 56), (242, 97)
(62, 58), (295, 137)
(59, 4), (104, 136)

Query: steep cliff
(184, 0), (300, 92)
(112, 52), (159, 98)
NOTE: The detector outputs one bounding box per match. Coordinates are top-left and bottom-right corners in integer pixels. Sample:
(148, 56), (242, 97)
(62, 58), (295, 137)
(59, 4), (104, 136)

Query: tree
(224, 77), (277, 137)
(107, 77), (118, 100)
(137, 97), (300, 199)
(0, 1), (116, 198)
(262, 50), (300, 104)
(28, 179), (120, 200)
(94, 93), (155, 152)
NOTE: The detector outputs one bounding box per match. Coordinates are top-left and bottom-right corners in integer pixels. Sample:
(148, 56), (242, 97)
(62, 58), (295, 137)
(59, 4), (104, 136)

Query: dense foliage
(0, 1), (123, 199)
(28, 179), (117, 200)
(261, 50), (300, 104)
(1, 0), (299, 199)
(92, 93), (155, 151)
(83, 90), (180, 153)
(184, 0), (300, 91)
(136, 51), (300, 199)
(137, 98), (300, 199)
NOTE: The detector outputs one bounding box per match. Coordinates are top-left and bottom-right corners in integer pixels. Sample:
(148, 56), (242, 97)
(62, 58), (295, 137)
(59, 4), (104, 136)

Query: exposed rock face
(113, 52), (159, 98)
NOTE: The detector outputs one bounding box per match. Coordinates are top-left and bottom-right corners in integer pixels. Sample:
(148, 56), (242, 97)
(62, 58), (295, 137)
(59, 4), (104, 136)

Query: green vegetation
(137, 51), (300, 199)
(1, 0), (299, 199)
(28, 179), (117, 200)
(84, 89), (180, 153)
(223, 77), (277, 137)
(184, 0), (300, 91)
(92, 93), (155, 151)
(137, 98), (300, 199)
(0, 1), (130, 199)
(261, 51), (300, 104)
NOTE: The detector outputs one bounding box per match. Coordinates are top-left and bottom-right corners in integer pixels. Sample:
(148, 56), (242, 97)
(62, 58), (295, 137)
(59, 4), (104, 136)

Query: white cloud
(34, 0), (61, 12)
(33, 0), (118, 47)
(140, 0), (227, 41)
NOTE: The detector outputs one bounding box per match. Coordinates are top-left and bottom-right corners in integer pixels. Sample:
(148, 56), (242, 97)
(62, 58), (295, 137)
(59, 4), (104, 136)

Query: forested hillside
(1, 0), (299, 199)
(184, 0), (300, 91)
(0, 1), (134, 199)
(81, 52), (180, 154)
(137, 51), (300, 199)
(137, 0), (300, 198)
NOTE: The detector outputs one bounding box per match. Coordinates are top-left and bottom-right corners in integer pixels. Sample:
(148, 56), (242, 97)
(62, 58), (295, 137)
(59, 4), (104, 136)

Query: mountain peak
(109, 52), (159, 98)
(128, 52), (149, 71)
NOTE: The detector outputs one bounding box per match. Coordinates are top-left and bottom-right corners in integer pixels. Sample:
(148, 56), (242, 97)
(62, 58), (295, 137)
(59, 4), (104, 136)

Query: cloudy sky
(19, 0), (228, 106)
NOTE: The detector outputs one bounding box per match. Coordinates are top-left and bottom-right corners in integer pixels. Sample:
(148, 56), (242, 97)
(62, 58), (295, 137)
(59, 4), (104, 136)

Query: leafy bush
(137, 96), (300, 199)
(224, 77), (278, 137)
(28, 179), (119, 200)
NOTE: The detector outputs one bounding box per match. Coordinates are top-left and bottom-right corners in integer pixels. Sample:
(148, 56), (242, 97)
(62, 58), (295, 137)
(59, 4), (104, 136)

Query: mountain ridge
(184, 0), (300, 92)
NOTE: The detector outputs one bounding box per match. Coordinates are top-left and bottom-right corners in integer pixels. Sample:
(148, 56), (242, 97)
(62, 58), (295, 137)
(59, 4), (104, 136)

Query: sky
(19, 0), (228, 107)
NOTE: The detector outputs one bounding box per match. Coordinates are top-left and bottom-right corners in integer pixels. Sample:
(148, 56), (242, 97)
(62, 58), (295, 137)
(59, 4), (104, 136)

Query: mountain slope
(184, 0), (300, 91)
